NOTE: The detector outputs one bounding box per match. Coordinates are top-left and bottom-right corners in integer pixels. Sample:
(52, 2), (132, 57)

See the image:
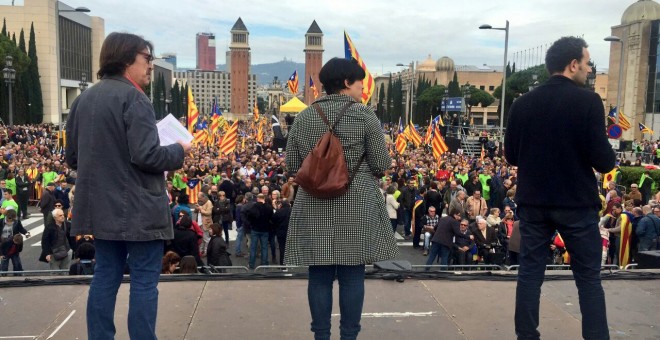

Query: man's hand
(45, 254), (51, 262)
(25, 232), (30, 239)
(177, 141), (192, 153)
(469, 235), (474, 240)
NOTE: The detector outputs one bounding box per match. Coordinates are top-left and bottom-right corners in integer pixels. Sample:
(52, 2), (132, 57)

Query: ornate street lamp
(528, 74), (539, 92)
(3, 55), (16, 127)
(463, 83), (472, 134)
(79, 72), (88, 92)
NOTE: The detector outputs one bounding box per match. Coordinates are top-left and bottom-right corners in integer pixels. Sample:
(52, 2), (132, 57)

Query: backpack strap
(313, 102), (355, 132)
(312, 102), (364, 189)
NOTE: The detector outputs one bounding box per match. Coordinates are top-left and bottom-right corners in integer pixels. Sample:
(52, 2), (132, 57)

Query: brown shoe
(423, 250), (428, 256)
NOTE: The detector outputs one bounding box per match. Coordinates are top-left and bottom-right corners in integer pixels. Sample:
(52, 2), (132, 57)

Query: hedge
(618, 166), (660, 190)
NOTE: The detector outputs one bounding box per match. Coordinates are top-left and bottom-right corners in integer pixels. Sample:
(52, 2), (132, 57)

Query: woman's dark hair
(77, 242), (96, 260)
(179, 255), (198, 274)
(178, 193), (190, 205)
(319, 57), (365, 95)
(161, 251), (180, 274)
(98, 32), (154, 78)
(178, 215), (192, 229)
(209, 223), (222, 237)
(545, 36), (588, 75)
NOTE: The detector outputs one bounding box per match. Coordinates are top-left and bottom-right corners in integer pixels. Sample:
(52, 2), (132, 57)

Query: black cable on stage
(0, 269), (658, 288)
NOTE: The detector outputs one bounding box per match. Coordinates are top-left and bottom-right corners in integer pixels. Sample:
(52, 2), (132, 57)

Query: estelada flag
(344, 31), (374, 104)
(187, 87), (199, 134)
(309, 76), (319, 99)
(186, 178), (201, 204)
(287, 71), (299, 95)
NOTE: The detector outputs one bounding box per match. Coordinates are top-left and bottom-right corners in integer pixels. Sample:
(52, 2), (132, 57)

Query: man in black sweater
(247, 194), (273, 269)
(505, 36), (615, 340)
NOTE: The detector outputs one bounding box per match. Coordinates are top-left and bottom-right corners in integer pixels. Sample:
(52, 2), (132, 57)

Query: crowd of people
(0, 121), (652, 277)
(0, 119), (658, 275)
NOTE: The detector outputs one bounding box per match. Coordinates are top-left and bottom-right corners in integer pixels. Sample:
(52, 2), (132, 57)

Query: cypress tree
(386, 73), (393, 123)
(448, 72), (461, 97)
(1, 18), (6, 36)
(28, 23), (43, 123)
(376, 84), (385, 122)
(170, 80), (180, 118)
(15, 29), (28, 124)
(159, 73), (166, 117)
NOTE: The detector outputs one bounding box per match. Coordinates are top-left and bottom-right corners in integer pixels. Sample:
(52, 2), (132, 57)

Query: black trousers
(17, 193), (29, 219)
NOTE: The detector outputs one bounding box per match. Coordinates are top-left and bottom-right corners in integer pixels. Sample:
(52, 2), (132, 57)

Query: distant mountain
(216, 59), (305, 86)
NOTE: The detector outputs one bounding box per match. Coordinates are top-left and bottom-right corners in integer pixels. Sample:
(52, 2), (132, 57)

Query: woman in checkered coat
(285, 57), (399, 340)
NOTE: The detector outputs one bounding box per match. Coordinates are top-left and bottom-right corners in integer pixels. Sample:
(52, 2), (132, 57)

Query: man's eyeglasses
(460, 223), (468, 226)
(54, 204), (63, 207)
(138, 52), (154, 63)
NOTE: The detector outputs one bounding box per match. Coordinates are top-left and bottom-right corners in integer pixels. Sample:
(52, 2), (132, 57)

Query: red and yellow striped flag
(424, 117), (433, 145)
(404, 122), (422, 147)
(193, 130), (208, 145)
(344, 31), (374, 104)
(619, 112), (631, 131)
(187, 87), (199, 134)
(395, 133), (407, 154)
(432, 125), (448, 161)
(186, 179), (201, 205)
(219, 121), (239, 155)
(253, 99), (260, 122)
(256, 121), (264, 143)
(618, 213), (633, 268)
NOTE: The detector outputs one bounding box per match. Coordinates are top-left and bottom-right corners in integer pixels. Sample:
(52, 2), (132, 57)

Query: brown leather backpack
(294, 102), (364, 199)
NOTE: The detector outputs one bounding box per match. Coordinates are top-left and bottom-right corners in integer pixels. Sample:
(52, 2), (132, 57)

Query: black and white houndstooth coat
(284, 94), (399, 266)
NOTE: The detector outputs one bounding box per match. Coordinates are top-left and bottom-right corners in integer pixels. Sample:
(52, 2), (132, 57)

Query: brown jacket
(198, 199), (213, 229)
(466, 196), (488, 219)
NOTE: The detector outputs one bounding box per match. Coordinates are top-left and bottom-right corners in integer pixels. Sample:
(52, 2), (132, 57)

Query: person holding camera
(420, 206), (439, 256)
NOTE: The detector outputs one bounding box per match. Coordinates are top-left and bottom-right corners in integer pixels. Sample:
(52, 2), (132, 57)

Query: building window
(59, 17), (92, 82)
(489, 85), (495, 91)
(480, 85), (485, 90)
(647, 20), (660, 112)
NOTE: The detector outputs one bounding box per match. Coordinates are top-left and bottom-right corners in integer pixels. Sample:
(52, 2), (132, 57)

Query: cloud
(58, 0), (631, 73)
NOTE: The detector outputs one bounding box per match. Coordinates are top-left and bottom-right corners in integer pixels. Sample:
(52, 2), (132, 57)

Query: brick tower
(304, 20), (323, 104)
(229, 17), (250, 115)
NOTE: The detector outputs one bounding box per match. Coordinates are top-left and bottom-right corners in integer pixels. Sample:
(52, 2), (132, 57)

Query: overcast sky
(11, 0), (636, 74)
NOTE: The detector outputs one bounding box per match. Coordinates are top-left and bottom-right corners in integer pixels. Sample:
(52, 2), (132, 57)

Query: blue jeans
(308, 265), (365, 340)
(235, 226), (245, 255)
(249, 231), (269, 269)
(1, 253), (23, 273)
(638, 238), (657, 251)
(221, 221), (231, 244)
(515, 206), (609, 340)
(87, 239), (164, 340)
(425, 242), (451, 267)
(402, 209), (412, 236)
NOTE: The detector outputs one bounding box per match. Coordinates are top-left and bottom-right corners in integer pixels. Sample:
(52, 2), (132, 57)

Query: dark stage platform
(0, 271), (658, 339)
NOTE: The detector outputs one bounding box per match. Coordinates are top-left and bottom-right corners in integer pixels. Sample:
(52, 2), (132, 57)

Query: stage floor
(0, 273), (658, 339)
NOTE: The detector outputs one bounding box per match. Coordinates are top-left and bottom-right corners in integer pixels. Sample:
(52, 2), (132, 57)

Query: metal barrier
(410, 264), (504, 271)
(505, 264), (619, 271)
(203, 266), (250, 274)
(624, 263), (638, 270)
(0, 269), (69, 276)
(253, 265), (309, 273)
